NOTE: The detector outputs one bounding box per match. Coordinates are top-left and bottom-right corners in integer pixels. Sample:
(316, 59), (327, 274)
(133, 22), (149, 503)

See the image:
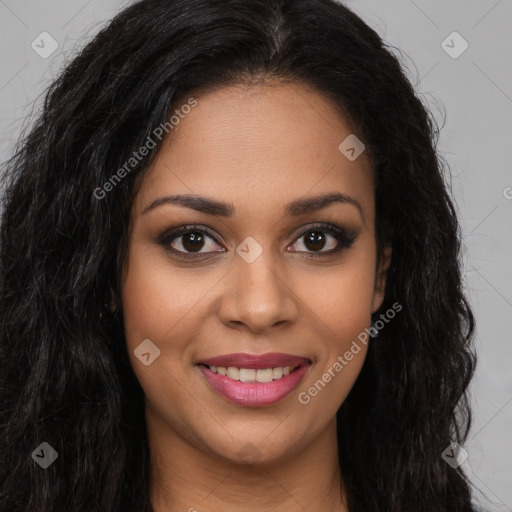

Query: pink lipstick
(197, 352), (311, 407)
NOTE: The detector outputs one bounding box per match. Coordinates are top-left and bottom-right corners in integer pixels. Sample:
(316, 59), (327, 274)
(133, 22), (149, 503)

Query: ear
(371, 245), (392, 313)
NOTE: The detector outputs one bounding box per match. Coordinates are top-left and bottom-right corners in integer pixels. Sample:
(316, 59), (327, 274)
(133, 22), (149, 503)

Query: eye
(157, 223), (357, 260)
(157, 225), (224, 259)
(288, 223), (357, 258)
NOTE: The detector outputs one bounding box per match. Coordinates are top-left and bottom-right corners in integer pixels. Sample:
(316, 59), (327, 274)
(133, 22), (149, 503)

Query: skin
(121, 80), (391, 512)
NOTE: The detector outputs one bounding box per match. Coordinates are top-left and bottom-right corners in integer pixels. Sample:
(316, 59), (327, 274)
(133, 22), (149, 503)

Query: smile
(196, 352), (311, 407)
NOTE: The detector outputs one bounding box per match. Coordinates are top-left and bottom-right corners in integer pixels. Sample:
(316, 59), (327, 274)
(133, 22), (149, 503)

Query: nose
(217, 249), (299, 334)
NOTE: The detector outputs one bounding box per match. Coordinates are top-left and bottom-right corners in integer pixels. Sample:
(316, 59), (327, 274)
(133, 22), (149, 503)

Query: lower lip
(198, 364), (310, 407)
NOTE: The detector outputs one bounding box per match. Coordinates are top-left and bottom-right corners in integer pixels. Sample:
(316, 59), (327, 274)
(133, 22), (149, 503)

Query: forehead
(133, 81), (374, 222)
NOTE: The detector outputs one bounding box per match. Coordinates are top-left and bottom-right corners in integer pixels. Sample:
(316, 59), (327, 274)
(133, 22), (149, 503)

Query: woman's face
(122, 81), (390, 463)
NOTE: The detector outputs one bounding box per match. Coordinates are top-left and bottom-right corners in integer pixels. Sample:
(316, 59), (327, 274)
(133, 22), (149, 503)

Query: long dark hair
(0, 0), (478, 510)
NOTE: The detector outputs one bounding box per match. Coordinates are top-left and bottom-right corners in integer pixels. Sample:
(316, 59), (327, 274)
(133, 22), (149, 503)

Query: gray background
(1, 0), (511, 510)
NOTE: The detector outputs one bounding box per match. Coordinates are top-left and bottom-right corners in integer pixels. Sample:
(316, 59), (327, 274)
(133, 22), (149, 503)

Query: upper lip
(197, 352), (311, 370)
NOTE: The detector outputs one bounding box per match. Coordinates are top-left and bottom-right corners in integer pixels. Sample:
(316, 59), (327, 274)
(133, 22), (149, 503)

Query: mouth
(197, 363), (302, 382)
(196, 352), (312, 407)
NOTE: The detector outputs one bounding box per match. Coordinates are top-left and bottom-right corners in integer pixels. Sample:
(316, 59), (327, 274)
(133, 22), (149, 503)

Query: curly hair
(0, 0), (478, 510)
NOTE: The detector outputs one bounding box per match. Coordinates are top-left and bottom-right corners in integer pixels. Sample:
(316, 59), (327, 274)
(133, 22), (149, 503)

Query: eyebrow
(142, 192), (364, 220)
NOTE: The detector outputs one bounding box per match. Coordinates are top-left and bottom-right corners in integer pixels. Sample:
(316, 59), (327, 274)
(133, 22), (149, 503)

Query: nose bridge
(239, 248), (282, 300)
(219, 237), (298, 331)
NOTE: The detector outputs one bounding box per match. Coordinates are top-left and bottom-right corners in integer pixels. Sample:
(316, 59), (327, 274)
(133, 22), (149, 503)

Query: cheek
(296, 246), (376, 406)
(121, 247), (195, 394)
(296, 274), (374, 420)
(305, 249), (377, 345)
(121, 245), (201, 349)
(121, 251), (199, 422)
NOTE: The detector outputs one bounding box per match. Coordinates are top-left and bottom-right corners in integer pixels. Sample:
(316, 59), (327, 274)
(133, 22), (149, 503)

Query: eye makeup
(155, 221), (359, 261)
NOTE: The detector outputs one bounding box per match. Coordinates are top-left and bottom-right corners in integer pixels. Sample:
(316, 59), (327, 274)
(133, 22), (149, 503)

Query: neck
(147, 410), (348, 512)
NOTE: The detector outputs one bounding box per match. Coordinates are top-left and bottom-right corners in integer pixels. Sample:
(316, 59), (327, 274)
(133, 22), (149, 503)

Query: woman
(0, 0), (479, 510)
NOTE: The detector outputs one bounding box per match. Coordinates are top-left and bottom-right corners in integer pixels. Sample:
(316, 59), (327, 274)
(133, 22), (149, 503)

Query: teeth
(227, 367), (239, 380)
(255, 368), (274, 383)
(239, 368), (256, 382)
(208, 365), (295, 382)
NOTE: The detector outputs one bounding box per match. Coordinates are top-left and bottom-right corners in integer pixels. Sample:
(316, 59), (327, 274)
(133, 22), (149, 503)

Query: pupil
(183, 232), (204, 252)
(305, 231), (325, 251)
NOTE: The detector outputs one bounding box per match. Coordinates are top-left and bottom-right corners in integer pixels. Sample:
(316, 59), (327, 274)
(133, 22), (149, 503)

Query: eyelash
(157, 223), (358, 260)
